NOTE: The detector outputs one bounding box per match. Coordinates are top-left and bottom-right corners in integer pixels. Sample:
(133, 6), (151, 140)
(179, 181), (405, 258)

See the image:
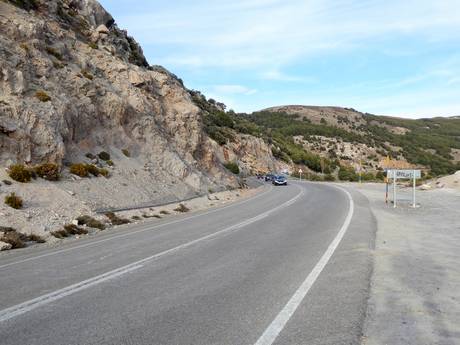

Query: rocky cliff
(0, 0), (280, 195)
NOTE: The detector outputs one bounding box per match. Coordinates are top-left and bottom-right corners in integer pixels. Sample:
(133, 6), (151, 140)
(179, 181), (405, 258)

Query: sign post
(298, 168), (303, 182)
(393, 175), (397, 208)
(387, 169), (421, 208)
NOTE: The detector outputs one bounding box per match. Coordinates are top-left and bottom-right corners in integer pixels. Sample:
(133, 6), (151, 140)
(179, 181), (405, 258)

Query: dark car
(272, 175), (287, 186)
(265, 173), (275, 182)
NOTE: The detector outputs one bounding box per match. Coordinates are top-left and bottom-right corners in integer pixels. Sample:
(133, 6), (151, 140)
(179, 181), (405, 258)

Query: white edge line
(253, 184), (354, 345)
(0, 184), (274, 270)
(0, 185), (304, 323)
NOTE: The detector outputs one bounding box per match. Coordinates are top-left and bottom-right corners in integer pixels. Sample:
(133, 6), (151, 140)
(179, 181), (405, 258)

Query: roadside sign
(386, 169), (421, 208)
(387, 169), (421, 179)
(298, 169), (303, 174)
(298, 168), (303, 181)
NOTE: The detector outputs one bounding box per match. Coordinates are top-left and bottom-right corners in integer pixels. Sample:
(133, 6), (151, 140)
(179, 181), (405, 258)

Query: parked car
(265, 173), (275, 182)
(272, 175), (287, 186)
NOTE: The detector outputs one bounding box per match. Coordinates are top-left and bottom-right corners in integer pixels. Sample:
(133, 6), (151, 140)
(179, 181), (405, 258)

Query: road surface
(0, 182), (375, 345)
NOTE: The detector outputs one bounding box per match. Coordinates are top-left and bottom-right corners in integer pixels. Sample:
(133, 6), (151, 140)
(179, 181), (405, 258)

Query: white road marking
(0, 185), (274, 270)
(0, 186), (303, 323)
(253, 184), (354, 345)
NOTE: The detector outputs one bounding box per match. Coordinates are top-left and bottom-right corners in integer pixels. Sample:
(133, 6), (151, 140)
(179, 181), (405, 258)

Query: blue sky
(99, 0), (460, 118)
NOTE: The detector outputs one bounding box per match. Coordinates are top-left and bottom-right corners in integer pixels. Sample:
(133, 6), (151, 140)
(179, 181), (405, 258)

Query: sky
(99, 0), (460, 118)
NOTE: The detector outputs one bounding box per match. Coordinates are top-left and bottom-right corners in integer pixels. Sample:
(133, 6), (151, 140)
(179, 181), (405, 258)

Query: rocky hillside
(0, 0), (281, 193)
(0, 0), (284, 241)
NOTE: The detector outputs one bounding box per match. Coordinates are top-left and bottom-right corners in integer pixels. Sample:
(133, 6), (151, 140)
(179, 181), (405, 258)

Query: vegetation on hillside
(191, 91), (460, 177)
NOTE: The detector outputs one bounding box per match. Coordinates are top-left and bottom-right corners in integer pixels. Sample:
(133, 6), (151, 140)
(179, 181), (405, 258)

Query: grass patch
(131, 215), (141, 220)
(70, 163), (88, 177)
(5, 193), (23, 209)
(159, 210), (169, 215)
(70, 163), (109, 178)
(8, 164), (32, 182)
(223, 162), (240, 175)
(105, 212), (131, 225)
(76, 215), (106, 230)
(174, 203), (190, 213)
(34, 163), (60, 181)
(35, 90), (51, 102)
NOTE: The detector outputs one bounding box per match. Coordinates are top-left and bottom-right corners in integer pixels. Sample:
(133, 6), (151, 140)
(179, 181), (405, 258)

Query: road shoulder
(354, 183), (460, 345)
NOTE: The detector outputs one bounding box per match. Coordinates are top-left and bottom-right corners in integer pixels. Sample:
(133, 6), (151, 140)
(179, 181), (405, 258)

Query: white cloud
(212, 84), (257, 95)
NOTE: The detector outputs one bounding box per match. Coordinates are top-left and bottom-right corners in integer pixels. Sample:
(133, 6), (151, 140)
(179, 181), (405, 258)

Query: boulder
(96, 24), (109, 35)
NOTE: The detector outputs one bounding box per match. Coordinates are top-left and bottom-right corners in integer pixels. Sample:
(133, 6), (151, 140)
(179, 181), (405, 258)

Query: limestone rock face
(0, 0), (280, 195)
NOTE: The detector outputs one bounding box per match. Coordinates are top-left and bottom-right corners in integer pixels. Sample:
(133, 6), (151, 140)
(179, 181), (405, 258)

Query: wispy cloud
(212, 84), (257, 95)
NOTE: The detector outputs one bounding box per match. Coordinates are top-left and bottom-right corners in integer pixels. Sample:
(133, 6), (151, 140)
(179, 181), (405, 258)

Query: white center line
(0, 185), (304, 323)
(253, 184), (354, 345)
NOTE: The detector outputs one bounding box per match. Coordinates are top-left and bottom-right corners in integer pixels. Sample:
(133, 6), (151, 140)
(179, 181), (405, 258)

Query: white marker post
(299, 168), (303, 182)
(412, 170), (416, 208)
(393, 175), (397, 208)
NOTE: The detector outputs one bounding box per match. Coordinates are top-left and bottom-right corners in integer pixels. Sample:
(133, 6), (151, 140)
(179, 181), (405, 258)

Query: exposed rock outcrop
(0, 0), (280, 197)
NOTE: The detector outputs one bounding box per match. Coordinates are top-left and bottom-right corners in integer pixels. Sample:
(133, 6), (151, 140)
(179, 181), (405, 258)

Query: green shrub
(338, 166), (359, 182)
(5, 193), (23, 209)
(159, 210), (169, 215)
(70, 163), (88, 177)
(106, 160), (114, 166)
(324, 174), (335, 181)
(88, 42), (98, 49)
(2, 179), (12, 185)
(174, 203), (190, 213)
(86, 164), (100, 177)
(85, 153), (96, 160)
(223, 162), (240, 175)
(98, 151), (111, 161)
(35, 90), (51, 102)
(105, 212), (130, 225)
(76, 215), (106, 230)
(35, 163), (60, 181)
(131, 215), (141, 220)
(122, 149), (130, 157)
(8, 164), (32, 182)
(63, 224), (88, 235)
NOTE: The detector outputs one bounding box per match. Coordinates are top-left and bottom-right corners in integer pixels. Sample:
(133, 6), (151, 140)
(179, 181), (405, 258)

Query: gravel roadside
(352, 183), (460, 345)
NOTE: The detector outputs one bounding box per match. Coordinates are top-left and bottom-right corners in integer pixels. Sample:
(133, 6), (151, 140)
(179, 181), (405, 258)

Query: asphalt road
(0, 181), (376, 345)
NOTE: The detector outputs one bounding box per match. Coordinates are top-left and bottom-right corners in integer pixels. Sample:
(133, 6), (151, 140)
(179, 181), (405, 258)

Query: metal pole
(412, 170), (416, 208)
(393, 177), (397, 208)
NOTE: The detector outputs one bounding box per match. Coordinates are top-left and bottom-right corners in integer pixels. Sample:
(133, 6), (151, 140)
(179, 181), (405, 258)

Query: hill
(258, 105), (460, 176)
